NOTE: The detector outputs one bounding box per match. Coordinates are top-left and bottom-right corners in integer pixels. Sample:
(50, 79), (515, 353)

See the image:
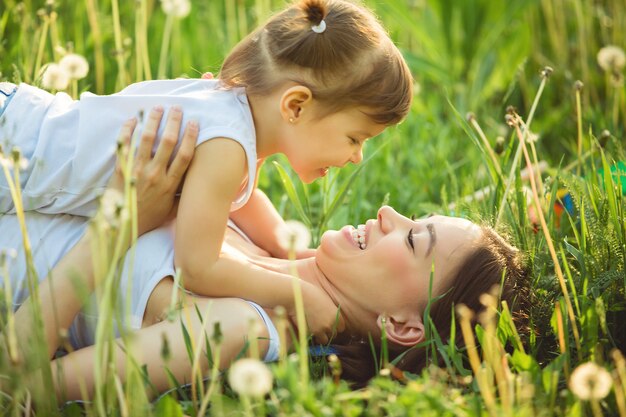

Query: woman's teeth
(351, 224), (367, 249)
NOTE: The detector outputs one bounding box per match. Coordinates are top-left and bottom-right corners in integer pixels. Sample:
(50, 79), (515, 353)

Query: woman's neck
(247, 255), (366, 334)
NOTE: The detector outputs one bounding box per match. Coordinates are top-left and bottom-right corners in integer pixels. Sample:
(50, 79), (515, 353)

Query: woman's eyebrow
(424, 223), (437, 257)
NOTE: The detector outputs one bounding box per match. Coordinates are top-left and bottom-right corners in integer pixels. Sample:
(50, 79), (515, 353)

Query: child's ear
(280, 85), (313, 122)
(376, 312), (425, 347)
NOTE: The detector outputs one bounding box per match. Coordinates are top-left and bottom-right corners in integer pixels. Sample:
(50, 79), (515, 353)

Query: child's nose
(350, 147), (363, 164)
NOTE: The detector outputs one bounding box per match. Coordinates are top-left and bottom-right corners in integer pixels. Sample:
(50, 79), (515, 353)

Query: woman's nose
(377, 205), (399, 233)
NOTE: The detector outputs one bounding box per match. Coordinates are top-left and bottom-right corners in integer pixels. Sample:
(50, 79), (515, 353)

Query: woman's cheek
(377, 245), (414, 276)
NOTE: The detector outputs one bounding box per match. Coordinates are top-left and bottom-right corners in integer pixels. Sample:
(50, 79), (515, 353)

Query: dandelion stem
(469, 117), (502, 178)
(1, 259), (19, 364)
(140, 0), (152, 80)
(157, 15), (174, 79)
(84, 0), (105, 93)
(198, 344), (222, 417)
(33, 17), (50, 81)
(111, 0), (127, 88)
(457, 305), (498, 417)
(575, 87), (584, 176)
(496, 72), (548, 227)
(612, 350), (626, 417)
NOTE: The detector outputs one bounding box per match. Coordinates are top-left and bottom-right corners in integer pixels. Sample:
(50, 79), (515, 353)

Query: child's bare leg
(50, 298), (268, 402)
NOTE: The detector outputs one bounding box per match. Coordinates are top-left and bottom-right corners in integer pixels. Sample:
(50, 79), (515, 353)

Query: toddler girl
(0, 0), (413, 341)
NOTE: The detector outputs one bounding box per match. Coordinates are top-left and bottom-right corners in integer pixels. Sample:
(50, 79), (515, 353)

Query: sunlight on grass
(1, 0), (625, 415)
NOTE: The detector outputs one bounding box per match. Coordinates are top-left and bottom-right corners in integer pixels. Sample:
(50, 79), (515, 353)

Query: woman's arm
(14, 107), (198, 359)
(51, 297), (267, 401)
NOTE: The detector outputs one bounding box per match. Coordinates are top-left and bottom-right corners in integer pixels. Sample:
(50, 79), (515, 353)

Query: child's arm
(229, 161), (314, 259)
(175, 142), (339, 341)
(14, 107), (198, 359)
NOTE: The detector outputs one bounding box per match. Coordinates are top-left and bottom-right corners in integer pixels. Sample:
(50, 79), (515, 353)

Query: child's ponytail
(302, 0), (326, 27)
(220, 0), (413, 126)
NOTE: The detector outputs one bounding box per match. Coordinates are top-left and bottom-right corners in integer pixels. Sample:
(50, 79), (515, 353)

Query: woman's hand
(109, 106), (198, 235)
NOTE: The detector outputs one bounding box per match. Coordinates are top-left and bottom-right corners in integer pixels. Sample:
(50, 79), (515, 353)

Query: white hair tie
(311, 19), (326, 34)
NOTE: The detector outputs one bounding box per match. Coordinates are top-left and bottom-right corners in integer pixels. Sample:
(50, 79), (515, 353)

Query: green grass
(1, 0), (626, 415)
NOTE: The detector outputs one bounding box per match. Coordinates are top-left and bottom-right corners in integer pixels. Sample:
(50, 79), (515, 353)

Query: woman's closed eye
(407, 228), (415, 253)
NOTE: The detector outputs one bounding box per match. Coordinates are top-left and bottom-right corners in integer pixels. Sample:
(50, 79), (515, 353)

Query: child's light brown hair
(219, 0), (413, 125)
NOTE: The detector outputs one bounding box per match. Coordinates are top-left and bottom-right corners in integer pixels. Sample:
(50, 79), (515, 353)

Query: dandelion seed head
(597, 45), (626, 72)
(540, 66), (553, 79)
(569, 362), (613, 401)
(161, 0), (191, 18)
(41, 63), (69, 91)
(526, 131), (540, 143)
(99, 188), (124, 225)
(599, 129), (611, 148)
(0, 154), (13, 169)
(504, 114), (517, 127)
(59, 53), (89, 80)
(228, 358), (273, 398)
(574, 80), (584, 91)
(275, 220), (311, 253)
(495, 136), (505, 155)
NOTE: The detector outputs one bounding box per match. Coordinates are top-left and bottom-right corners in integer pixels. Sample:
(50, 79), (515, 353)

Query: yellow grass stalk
(512, 116), (582, 357)
(496, 68), (551, 227)
(111, 0), (128, 87)
(612, 350), (626, 417)
(84, 0), (105, 93)
(457, 304), (498, 416)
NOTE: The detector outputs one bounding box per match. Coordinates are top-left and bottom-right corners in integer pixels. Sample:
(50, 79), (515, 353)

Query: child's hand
(109, 106), (198, 235)
(300, 284), (345, 344)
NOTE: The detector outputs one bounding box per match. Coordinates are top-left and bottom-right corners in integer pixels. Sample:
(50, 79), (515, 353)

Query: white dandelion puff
(0, 154), (13, 169)
(99, 188), (125, 225)
(597, 45), (626, 72)
(228, 358), (273, 398)
(275, 220), (311, 252)
(160, 0), (191, 18)
(0, 248), (19, 269)
(59, 53), (89, 80)
(569, 362), (613, 401)
(0, 248), (18, 260)
(41, 63), (70, 91)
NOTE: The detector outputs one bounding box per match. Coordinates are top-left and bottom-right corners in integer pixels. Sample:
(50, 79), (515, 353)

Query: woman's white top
(0, 79), (258, 216)
(0, 213), (280, 363)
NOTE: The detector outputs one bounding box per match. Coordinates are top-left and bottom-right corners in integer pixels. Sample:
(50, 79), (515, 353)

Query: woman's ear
(376, 313), (425, 347)
(279, 85), (313, 123)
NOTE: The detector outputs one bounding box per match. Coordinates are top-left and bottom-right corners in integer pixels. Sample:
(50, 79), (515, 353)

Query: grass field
(1, 0), (625, 415)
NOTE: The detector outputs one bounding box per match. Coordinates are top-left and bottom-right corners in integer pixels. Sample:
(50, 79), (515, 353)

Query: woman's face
(316, 206), (482, 332)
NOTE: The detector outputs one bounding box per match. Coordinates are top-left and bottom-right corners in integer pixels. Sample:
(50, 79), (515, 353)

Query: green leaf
(272, 161), (310, 224)
(153, 395), (184, 417)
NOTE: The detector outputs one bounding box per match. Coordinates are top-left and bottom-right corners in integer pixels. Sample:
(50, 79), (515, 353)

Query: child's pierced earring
(289, 117), (295, 123)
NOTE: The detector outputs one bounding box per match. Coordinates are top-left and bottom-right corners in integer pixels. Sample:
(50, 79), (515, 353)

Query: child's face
(284, 106), (386, 183)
